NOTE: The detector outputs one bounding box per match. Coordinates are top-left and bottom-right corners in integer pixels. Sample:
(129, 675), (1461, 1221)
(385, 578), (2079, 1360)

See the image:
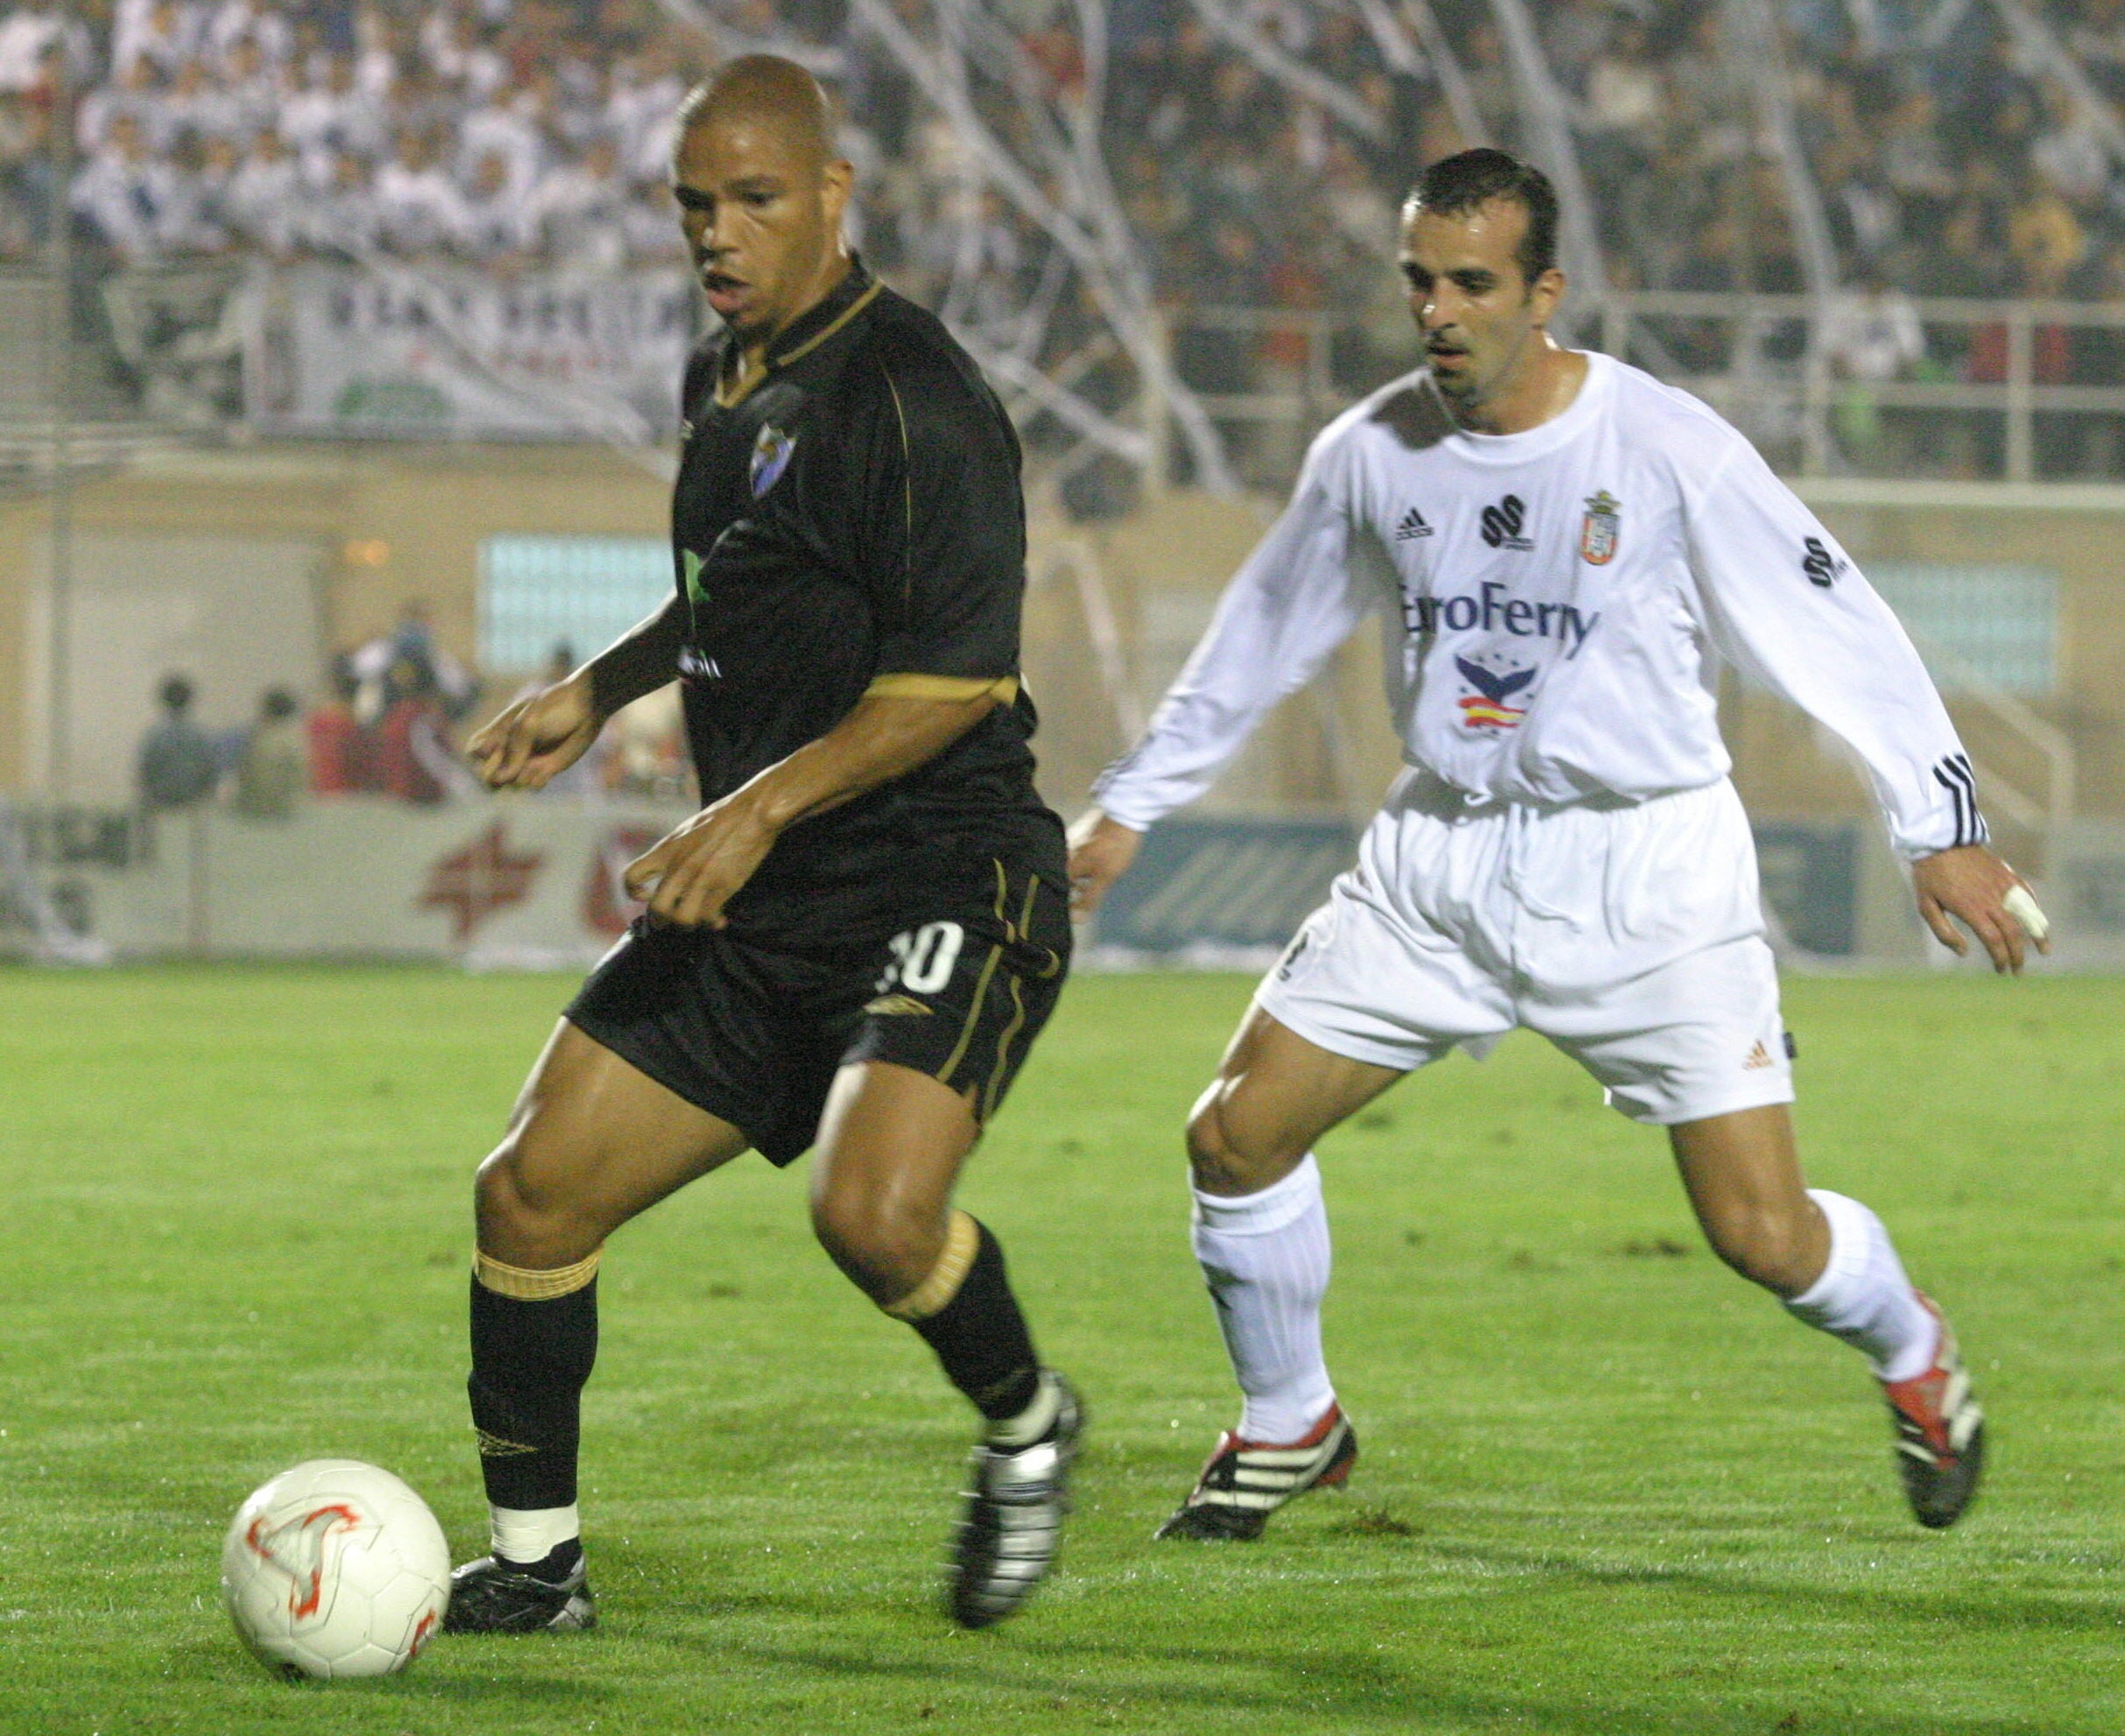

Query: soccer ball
(220, 1458), (451, 1679)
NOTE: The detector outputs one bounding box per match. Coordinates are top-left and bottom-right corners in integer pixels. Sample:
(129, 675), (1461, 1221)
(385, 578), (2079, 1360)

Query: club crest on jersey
(1579, 490), (1620, 565)
(1454, 654), (1536, 730)
(749, 424), (795, 498)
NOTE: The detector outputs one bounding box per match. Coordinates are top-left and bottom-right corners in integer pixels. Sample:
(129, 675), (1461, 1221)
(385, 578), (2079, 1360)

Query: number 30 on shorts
(877, 921), (965, 995)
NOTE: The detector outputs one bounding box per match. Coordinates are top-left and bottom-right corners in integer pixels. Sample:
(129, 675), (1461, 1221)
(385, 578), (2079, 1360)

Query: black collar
(762, 253), (875, 370)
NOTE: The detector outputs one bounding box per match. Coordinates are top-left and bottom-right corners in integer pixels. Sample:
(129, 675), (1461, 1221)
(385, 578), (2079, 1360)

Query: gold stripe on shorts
(983, 969), (1030, 1123)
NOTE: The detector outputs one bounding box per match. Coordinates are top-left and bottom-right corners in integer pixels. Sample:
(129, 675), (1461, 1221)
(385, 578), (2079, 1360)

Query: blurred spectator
(232, 686), (304, 819)
(223, 126), (300, 256)
(520, 133), (628, 268)
(456, 145), (531, 261)
(308, 654), (373, 795)
(372, 128), (466, 255)
(1824, 273), (1927, 384)
(1823, 271), (1927, 468)
(137, 674), (220, 812)
(351, 599), (477, 723)
(375, 656), (463, 806)
(72, 111), (187, 263)
(0, 4), (91, 94)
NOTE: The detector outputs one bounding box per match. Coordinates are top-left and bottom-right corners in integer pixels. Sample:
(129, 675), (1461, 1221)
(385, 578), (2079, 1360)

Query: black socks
(909, 1219), (1041, 1422)
(467, 1273), (599, 1511)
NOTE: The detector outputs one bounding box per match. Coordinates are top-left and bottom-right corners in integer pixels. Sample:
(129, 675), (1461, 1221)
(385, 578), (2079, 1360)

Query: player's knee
(1700, 1198), (1815, 1293)
(808, 1187), (932, 1301)
(474, 1133), (580, 1250)
(1185, 1081), (1300, 1196)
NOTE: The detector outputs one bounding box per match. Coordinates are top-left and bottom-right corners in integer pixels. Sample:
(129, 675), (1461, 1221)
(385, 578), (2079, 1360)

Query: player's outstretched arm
(624, 688), (1002, 928)
(466, 596), (688, 790)
(1064, 808), (1142, 917)
(1910, 843), (2051, 975)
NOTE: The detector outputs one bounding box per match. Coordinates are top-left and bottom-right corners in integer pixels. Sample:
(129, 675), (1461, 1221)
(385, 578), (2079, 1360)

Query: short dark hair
(1408, 148), (1560, 287)
(159, 674), (194, 712)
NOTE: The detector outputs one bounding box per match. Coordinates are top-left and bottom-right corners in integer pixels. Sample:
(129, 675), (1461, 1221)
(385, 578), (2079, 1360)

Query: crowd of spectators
(4, 0), (2123, 475)
(136, 672), (308, 816)
(4, 0), (2121, 297)
(133, 605), (691, 817)
(1, 0), (696, 269)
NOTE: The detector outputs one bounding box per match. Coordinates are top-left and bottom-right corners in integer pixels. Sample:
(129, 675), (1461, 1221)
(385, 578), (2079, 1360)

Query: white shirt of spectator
(280, 55), (378, 186)
(295, 151), (382, 255)
(373, 139), (470, 254)
(455, 149), (533, 258)
(521, 141), (629, 267)
(456, 97), (545, 205)
(1823, 286), (1926, 385)
(1093, 352), (1983, 861)
(0, 4), (91, 94)
(113, 0), (206, 81)
(225, 128), (302, 255)
(202, 0), (291, 76)
(72, 116), (188, 261)
(420, 11), (505, 102)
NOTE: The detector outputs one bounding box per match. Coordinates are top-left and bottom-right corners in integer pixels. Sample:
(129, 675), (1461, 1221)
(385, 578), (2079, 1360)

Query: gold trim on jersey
(475, 1247), (603, 1300)
(881, 1208), (981, 1321)
(863, 673), (1020, 704)
(775, 277), (885, 370)
(713, 276), (887, 410)
(884, 363), (914, 608)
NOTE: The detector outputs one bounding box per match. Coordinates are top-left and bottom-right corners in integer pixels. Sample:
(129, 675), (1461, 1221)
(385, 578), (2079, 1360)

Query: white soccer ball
(220, 1458), (451, 1680)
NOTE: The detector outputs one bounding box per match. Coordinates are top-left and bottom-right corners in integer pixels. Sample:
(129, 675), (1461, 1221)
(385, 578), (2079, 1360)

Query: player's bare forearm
(584, 594), (689, 722)
(1910, 843), (2049, 975)
(625, 689), (1001, 928)
(469, 598), (689, 790)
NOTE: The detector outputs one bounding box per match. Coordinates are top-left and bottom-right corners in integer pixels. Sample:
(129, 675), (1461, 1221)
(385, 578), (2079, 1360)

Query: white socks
(1783, 1189), (1938, 1382)
(1191, 1154), (1337, 1444)
(985, 1368), (1064, 1449)
(491, 1502), (580, 1566)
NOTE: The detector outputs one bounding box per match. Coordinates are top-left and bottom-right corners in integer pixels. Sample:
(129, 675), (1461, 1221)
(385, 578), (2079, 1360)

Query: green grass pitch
(4, 963), (2122, 1735)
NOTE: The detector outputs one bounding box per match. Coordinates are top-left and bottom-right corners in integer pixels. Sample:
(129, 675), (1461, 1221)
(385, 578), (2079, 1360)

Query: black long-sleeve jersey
(669, 257), (1062, 943)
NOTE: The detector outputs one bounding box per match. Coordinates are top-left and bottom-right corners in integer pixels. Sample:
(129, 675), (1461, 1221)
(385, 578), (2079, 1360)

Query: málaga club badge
(1579, 490), (1620, 566)
(750, 424), (796, 498)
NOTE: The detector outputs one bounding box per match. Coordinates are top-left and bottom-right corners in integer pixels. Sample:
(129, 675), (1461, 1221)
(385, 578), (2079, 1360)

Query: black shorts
(564, 845), (1071, 1167)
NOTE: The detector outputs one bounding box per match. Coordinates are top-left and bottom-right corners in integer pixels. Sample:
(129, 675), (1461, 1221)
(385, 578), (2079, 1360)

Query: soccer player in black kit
(445, 55), (1079, 1634)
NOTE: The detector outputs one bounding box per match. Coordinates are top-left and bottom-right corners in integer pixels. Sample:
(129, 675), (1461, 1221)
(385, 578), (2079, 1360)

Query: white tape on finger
(2003, 884), (2050, 942)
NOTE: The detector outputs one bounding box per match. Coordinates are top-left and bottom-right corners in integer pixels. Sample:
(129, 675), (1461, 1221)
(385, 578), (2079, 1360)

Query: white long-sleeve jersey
(1093, 352), (1985, 860)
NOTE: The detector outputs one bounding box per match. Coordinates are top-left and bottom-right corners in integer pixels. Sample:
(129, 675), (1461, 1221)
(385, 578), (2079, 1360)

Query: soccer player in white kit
(1070, 150), (2044, 1540)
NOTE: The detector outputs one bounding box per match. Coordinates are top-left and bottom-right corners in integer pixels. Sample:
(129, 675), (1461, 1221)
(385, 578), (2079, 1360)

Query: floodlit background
(2, 0), (2123, 967)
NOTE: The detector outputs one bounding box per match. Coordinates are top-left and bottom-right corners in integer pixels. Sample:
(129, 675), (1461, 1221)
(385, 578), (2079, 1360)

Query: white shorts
(1255, 772), (1794, 1126)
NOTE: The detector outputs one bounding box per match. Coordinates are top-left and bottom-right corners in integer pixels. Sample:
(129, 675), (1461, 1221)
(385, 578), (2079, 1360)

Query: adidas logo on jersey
(1394, 506), (1433, 541)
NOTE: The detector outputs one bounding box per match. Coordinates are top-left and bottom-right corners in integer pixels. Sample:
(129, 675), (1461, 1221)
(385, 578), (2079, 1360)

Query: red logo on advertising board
(582, 826), (662, 937)
(419, 822), (544, 943)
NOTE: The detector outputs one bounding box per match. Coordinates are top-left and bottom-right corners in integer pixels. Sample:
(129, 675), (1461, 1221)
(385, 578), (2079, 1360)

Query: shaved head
(671, 54), (854, 352)
(678, 54), (835, 173)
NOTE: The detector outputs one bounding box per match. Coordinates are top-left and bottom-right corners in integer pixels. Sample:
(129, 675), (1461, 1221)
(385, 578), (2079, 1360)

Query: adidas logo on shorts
(1743, 1040), (1775, 1070)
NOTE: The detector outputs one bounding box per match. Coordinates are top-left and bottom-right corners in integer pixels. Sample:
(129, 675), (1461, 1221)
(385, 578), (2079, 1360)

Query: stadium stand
(1, 0), (2121, 488)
